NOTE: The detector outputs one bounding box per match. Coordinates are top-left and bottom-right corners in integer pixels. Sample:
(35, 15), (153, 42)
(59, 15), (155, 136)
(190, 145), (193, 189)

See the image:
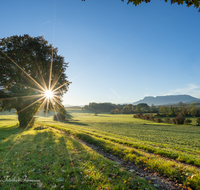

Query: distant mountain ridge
(133, 95), (200, 106)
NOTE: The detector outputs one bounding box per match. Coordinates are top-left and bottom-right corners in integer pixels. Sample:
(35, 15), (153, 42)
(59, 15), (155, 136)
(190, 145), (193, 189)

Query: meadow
(0, 109), (200, 189)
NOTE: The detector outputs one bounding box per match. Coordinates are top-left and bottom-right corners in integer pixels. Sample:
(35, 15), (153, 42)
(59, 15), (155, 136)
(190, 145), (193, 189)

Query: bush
(53, 113), (66, 121)
(184, 118), (192, 125)
(149, 115), (154, 121)
(171, 118), (176, 124)
(133, 113), (143, 118)
(155, 118), (162, 123)
(171, 113), (185, 125)
(197, 117), (200, 125)
(171, 118), (177, 124)
(163, 117), (171, 123)
(144, 115), (150, 120)
(176, 113), (185, 124)
(139, 113), (144, 119)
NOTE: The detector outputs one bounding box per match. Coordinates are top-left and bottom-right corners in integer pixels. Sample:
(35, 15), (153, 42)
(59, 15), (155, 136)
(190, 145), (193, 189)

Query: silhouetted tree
(0, 35), (69, 128)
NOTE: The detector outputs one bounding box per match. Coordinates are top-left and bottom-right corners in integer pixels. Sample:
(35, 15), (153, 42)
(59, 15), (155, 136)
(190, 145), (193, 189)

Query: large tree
(0, 35), (69, 128)
(124, 0), (200, 12)
(82, 0), (200, 12)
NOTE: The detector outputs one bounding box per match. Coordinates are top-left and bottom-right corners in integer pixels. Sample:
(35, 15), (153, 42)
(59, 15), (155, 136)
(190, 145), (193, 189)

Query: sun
(45, 90), (53, 98)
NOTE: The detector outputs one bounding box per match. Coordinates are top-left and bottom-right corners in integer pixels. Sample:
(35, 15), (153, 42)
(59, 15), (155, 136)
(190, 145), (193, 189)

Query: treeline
(83, 102), (124, 113)
(83, 101), (200, 117)
(83, 102), (158, 114)
(134, 113), (200, 125)
(110, 103), (157, 114)
(158, 102), (200, 117)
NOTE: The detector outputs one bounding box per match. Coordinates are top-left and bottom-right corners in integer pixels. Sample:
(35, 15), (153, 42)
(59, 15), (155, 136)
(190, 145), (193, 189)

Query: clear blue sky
(1, 0), (200, 106)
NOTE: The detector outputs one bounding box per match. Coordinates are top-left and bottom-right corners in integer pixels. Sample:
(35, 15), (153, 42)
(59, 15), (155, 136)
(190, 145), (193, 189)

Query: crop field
(0, 110), (200, 189)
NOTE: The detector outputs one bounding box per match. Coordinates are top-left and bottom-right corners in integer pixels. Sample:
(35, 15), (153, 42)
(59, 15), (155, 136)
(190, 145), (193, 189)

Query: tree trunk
(17, 109), (35, 129)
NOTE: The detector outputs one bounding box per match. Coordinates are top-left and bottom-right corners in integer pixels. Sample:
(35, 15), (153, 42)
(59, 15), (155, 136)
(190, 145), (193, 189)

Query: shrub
(171, 118), (177, 124)
(176, 113), (185, 124)
(139, 113), (144, 119)
(184, 119), (192, 125)
(197, 117), (200, 124)
(54, 113), (66, 121)
(149, 115), (154, 121)
(171, 113), (185, 125)
(163, 117), (171, 123)
(133, 113), (143, 118)
(144, 115), (150, 120)
(155, 118), (162, 123)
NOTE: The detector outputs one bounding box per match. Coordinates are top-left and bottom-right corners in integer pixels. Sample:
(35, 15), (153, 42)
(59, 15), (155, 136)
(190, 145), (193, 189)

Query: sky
(1, 0), (200, 106)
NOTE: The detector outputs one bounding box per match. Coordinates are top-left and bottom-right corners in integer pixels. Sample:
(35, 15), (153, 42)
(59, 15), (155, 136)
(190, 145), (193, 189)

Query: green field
(39, 110), (200, 152)
(0, 110), (200, 189)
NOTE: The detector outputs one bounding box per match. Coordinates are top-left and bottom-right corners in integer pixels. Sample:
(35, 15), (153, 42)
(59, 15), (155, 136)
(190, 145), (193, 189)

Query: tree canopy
(125, 0), (199, 11)
(82, 0), (200, 12)
(0, 35), (70, 128)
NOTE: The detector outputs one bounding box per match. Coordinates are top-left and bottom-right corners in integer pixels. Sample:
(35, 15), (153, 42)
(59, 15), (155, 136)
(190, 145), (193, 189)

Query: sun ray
(45, 90), (53, 98)
(50, 97), (60, 122)
(32, 57), (48, 91)
(46, 97), (50, 117)
(52, 81), (69, 93)
(16, 83), (45, 94)
(50, 71), (63, 91)
(53, 94), (61, 99)
(23, 50), (48, 91)
(38, 97), (48, 114)
(0, 50), (46, 92)
(49, 47), (54, 90)
(18, 96), (46, 114)
(0, 94), (43, 101)
(52, 96), (65, 108)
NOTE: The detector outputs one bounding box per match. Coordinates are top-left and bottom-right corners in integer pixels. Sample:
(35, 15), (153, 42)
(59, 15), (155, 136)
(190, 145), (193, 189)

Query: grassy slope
(39, 110), (200, 152)
(1, 110), (200, 189)
(0, 115), (154, 190)
(36, 109), (200, 189)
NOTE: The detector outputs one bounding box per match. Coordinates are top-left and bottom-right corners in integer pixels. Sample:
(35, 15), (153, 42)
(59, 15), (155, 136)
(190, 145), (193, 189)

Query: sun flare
(45, 90), (53, 98)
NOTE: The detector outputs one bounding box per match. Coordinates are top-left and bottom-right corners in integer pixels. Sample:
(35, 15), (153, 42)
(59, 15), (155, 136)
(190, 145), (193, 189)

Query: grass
(1, 110), (200, 189)
(38, 111), (200, 153)
(0, 115), (154, 190)
(39, 124), (200, 190)
(52, 126), (200, 166)
(37, 109), (200, 190)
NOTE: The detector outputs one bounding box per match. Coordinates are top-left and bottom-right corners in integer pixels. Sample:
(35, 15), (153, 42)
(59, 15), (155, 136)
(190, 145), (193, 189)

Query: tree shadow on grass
(96, 115), (110, 117)
(0, 119), (14, 121)
(57, 134), (116, 189)
(0, 128), (104, 189)
(62, 121), (88, 126)
(67, 109), (94, 114)
(0, 127), (139, 189)
(0, 124), (24, 151)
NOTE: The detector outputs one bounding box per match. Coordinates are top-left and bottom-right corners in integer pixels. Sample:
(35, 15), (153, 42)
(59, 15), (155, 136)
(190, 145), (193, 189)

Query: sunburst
(44, 90), (54, 98)
(0, 45), (70, 166)
(0, 46), (69, 124)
